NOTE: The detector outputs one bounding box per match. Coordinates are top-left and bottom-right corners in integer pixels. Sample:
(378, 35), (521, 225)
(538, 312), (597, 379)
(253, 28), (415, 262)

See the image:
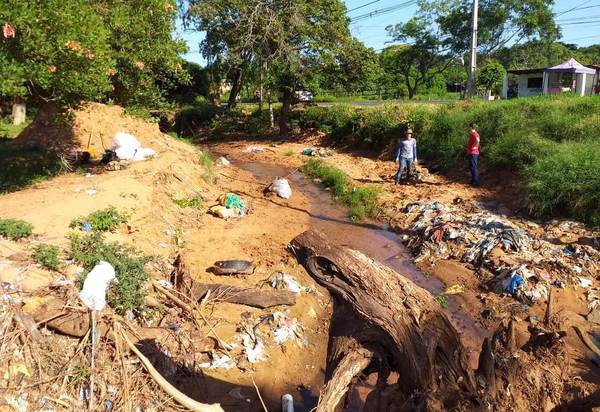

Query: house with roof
(501, 58), (600, 98)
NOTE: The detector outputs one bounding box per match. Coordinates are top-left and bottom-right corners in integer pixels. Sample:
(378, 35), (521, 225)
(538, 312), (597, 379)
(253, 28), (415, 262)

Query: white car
(295, 90), (314, 102)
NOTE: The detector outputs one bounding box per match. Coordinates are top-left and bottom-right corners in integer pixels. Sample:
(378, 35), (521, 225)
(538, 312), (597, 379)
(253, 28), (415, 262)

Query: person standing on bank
(395, 128), (417, 184)
(467, 122), (480, 187)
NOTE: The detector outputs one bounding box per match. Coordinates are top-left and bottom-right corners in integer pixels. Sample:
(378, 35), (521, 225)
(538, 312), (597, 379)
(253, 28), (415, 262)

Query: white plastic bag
(79, 261), (116, 311)
(271, 178), (292, 199)
(131, 147), (157, 161)
(111, 132), (156, 161)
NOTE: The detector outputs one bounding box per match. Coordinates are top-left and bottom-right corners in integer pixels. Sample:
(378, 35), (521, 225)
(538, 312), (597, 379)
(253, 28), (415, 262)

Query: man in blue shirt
(395, 128), (417, 184)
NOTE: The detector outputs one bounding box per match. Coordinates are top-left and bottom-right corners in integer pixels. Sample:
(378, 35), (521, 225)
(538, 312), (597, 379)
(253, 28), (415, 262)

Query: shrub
(0, 144), (63, 193)
(173, 195), (202, 209)
(303, 158), (381, 220)
(525, 141), (600, 227)
(174, 97), (217, 136)
(0, 218), (33, 240)
(33, 243), (61, 270)
(70, 232), (150, 315)
(70, 207), (125, 232)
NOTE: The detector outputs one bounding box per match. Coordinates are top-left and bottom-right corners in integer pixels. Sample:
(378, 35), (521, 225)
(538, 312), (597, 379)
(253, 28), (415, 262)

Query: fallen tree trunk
(193, 284), (297, 309)
(290, 229), (477, 411)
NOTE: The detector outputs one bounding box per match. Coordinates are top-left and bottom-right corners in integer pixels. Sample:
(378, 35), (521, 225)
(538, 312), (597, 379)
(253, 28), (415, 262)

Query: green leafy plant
(70, 232), (150, 315)
(0, 218), (33, 240)
(33, 243), (61, 270)
(285, 149), (294, 156)
(173, 195), (203, 209)
(434, 294), (448, 308)
(70, 207), (126, 232)
(303, 159), (381, 220)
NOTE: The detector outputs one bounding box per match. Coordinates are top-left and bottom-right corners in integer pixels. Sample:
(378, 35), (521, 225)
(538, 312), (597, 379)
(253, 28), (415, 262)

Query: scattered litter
(506, 272), (525, 295)
(78, 261), (116, 311)
(443, 284), (464, 295)
(269, 272), (302, 294)
(240, 332), (267, 363)
(579, 277), (593, 288)
(270, 312), (306, 346)
(156, 279), (173, 289)
(282, 394), (294, 412)
(199, 354), (235, 369)
(104, 399), (114, 411)
(219, 193), (246, 212)
(216, 157), (231, 167)
(85, 173), (94, 178)
(110, 132), (156, 161)
(209, 205), (238, 219)
(79, 387), (91, 401)
(270, 178), (292, 199)
(5, 393), (28, 412)
(302, 147), (330, 157)
(81, 221), (93, 232)
(243, 146), (264, 153)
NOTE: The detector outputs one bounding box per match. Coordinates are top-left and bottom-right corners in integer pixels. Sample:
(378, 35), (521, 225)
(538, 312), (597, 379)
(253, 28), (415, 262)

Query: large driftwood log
(193, 284), (297, 308)
(290, 229), (477, 411)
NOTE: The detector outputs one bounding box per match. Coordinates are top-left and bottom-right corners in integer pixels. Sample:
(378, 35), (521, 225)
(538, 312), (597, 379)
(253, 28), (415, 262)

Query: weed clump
(70, 232), (150, 315)
(303, 158), (381, 220)
(199, 149), (215, 182)
(173, 195), (203, 209)
(70, 207), (126, 232)
(0, 218), (33, 240)
(33, 243), (61, 270)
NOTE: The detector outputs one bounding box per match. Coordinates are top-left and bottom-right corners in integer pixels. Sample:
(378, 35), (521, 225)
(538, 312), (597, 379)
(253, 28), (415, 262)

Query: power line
(350, 0), (418, 23)
(555, 0), (594, 16)
(347, 0), (382, 14)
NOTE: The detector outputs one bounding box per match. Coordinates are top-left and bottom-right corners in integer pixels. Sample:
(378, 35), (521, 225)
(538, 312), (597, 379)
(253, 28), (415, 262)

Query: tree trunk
(227, 68), (243, 109)
(278, 87), (292, 136)
(289, 230), (477, 411)
(12, 98), (26, 126)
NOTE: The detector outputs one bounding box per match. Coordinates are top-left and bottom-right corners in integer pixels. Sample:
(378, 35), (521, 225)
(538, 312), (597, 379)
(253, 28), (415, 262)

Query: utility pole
(466, 0), (479, 97)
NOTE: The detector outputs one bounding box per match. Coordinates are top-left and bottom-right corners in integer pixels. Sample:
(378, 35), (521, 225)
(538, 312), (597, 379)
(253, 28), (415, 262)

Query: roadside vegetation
(0, 218), (33, 240)
(70, 207), (126, 232)
(296, 96), (600, 226)
(33, 243), (61, 271)
(70, 232), (150, 315)
(303, 158), (381, 221)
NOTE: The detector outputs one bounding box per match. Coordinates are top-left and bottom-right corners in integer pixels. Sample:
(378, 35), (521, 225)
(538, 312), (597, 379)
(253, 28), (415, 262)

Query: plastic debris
(270, 178), (292, 199)
(302, 147), (330, 157)
(110, 132), (156, 161)
(270, 312), (306, 346)
(81, 221), (93, 232)
(104, 400), (114, 411)
(85, 188), (97, 196)
(240, 333), (267, 363)
(219, 193), (246, 212)
(199, 354), (235, 369)
(208, 205), (239, 219)
(243, 145), (264, 153)
(443, 284), (464, 295)
(506, 273), (525, 295)
(78, 261), (116, 311)
(270, 272), (302, 294)
(282, 394), (295, 412)
(216, 157), (230, 167)
(5, 393), (28, 412)
(579, 277), (593, 288)
(156, 279), (173, 289)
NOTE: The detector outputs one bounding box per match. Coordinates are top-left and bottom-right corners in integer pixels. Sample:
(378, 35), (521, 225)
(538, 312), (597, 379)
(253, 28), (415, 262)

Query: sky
(178, 0), (600, 66)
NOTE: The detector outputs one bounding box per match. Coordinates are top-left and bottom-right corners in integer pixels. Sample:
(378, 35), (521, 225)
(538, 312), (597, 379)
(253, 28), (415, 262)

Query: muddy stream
(233, 159), (487, 410)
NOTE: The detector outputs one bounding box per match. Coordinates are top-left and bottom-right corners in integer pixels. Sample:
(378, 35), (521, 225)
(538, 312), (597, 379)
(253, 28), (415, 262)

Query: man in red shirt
(467, 122), (480, 187)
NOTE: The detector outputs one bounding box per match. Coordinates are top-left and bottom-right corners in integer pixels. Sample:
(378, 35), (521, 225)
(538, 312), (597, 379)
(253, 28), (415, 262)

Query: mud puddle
(238, 161), (488, 354)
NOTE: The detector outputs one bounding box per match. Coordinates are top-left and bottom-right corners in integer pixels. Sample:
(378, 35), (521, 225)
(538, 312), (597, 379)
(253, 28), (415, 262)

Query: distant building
(502, 58), (599, 98)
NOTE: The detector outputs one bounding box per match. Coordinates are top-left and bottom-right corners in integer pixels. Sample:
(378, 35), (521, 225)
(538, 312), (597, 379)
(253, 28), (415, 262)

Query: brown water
(236, 160), (486, 410)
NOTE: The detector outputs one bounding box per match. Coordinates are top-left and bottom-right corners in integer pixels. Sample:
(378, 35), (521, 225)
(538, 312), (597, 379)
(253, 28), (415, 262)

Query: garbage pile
(302, 147), (331, 157)
(110, 132), (157, 162)
(209, 192), (247, 219)
(403, 201), (600, 304)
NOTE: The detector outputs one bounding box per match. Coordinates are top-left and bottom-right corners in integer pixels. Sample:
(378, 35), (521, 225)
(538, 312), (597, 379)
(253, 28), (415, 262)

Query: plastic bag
(219, 193), (246, 213)
(110, 132), (156, 161)
(79, 261), (116, 311)
(209, 205), (239, 219)
(271, 178), (292, 199)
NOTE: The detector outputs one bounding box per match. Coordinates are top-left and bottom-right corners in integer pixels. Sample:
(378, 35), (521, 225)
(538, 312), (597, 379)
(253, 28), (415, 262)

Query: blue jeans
(395, 157), (413, 183)
(468, 154), (480, 186)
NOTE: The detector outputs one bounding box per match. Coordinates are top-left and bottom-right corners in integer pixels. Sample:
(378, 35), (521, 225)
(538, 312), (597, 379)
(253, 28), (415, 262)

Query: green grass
(0, 218), (33, 240)
(0, 120), (30, 139)
(199, 148), (215, 182)
(173, 195), (203, 209)
(303, 158), (381, 220)
(435, 294), (449, 308)
(70, 232), (150, 315)
(70, 207), (126, 232)
(285, 149), (294, 156)
(33, 243), (61, 271)
(0, 142), (63, 193)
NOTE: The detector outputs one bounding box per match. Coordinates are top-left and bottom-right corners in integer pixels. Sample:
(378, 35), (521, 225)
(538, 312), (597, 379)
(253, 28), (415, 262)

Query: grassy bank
(303, 158), (381, 221)
(295, 96), (600, 226)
